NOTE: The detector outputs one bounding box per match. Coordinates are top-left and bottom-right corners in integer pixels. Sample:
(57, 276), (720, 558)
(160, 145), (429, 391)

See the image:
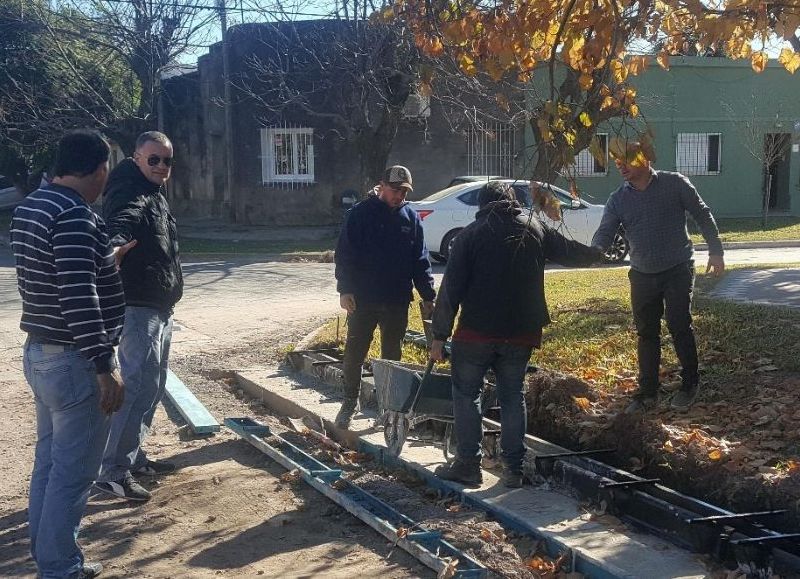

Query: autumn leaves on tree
(393, 0), (800, 197)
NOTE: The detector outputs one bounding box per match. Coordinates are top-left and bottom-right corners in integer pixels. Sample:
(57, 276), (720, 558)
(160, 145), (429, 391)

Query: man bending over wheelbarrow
(429, 181), (604, 488)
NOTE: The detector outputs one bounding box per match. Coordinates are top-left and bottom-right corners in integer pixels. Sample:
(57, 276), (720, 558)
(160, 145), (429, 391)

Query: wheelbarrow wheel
(385, 412), (409, 458)
(443, 422), (458, 464)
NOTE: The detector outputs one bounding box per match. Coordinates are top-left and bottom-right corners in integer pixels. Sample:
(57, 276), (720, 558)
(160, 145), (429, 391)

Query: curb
(694, 239), (800, 251)
(232, 365), (708, 579)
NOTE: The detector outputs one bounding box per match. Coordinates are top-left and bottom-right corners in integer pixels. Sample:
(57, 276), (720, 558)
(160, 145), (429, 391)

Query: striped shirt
(10, 184), (125, 373)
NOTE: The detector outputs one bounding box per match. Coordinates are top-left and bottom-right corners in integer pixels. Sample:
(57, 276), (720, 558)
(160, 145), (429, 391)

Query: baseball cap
(383, 165), (413, 192)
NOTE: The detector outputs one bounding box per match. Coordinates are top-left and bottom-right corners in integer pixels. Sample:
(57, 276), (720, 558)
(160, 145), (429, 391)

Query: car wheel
(605, 229), (629, 263)
(440, 229), (462, 261)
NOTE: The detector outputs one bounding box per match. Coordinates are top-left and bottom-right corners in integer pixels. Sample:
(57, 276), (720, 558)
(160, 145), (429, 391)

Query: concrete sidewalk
(234, 365), (710, 579)
(710, 267), (800, 309)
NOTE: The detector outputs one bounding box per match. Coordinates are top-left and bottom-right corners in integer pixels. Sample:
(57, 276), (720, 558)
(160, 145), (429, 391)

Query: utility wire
(92, 0), (335, 17)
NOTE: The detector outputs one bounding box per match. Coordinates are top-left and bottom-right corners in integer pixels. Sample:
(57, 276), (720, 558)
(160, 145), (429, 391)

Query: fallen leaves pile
(523, 367), (800, 530)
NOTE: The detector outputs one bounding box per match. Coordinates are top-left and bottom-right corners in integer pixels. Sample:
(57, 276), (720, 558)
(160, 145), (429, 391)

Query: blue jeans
(99, 307), (172, 482)
(24, 340), (110, 578)
(450, 340), (532, 474)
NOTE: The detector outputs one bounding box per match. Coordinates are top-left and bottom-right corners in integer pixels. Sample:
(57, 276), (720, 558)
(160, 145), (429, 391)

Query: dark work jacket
(335, 194), (436, 305)
(431, 200), (602, 340)
(102, 159), (183, 312)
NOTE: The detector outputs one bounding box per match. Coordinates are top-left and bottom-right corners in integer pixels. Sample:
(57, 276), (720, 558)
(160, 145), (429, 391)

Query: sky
(176, 1), (793, 67)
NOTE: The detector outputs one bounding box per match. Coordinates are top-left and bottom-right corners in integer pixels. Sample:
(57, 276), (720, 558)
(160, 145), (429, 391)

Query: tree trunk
(762, 167), (771, 229)
(357, 109), (402, 196)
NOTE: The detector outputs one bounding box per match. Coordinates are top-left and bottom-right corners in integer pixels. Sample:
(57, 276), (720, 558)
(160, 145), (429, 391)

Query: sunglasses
(146, 154), (173, 168)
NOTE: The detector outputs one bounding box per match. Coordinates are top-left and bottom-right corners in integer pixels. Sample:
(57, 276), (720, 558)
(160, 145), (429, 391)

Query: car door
(452, 185), (480, 225)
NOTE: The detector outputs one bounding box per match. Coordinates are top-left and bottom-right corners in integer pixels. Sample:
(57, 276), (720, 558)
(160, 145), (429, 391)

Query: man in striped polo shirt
(11, 130), (127, 578)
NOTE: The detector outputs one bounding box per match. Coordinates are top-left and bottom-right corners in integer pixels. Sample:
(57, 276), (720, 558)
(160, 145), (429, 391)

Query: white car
(408, 179), (628, 263)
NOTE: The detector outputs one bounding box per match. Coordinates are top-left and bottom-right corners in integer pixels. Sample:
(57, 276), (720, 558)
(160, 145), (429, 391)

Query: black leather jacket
(102, 159), (183, 312)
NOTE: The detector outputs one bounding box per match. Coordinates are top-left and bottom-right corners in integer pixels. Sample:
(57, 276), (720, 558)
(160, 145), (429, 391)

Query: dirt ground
(0, 256), (431, 578)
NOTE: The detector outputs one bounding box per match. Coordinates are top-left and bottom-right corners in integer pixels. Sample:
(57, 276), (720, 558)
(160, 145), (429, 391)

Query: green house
(539, 57), (800, 217)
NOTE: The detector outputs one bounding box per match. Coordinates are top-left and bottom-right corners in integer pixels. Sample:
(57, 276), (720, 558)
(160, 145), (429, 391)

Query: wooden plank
(164, 370), (220, 434)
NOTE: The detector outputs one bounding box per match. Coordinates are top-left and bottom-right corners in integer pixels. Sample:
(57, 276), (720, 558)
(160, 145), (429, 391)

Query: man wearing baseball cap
(334, 165), (436, 428)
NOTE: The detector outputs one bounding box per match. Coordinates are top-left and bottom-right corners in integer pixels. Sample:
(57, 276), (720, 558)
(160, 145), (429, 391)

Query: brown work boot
(435, 459), (483, 488)
(334, 398), (358, 429)
(502, 469), (524, 488)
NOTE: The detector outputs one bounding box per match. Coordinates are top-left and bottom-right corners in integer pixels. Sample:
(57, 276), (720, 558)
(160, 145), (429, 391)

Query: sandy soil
(0, 255), (431, 578)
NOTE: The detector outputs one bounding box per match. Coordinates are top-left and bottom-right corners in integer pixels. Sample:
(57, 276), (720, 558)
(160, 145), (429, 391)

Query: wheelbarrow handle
(410, 358), (436, 412)
(413, 359), (436, 383)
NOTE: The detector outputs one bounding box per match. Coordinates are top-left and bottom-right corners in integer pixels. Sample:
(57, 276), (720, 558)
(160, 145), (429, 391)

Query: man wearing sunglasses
(334, 165), (436, 429)
(94, 131), (183, 502)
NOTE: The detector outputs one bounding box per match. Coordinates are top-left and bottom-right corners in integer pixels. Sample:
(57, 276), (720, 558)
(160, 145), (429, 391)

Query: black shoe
(624, 393), (658, 414)
(79, 561), (103, 578)
(93, 474), (151, 502)
(334, 398), (358, 429)
(435, 459), (483, 487)
(134, 459), (176, 476)
(671, 381), (700, 409)
(502, 470), (524, 488)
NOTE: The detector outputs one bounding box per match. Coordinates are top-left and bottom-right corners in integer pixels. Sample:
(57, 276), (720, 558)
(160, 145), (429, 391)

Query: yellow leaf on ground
(437, 557), (458, 579)
(526, 556), (555, 572)
(708, 448), (723, 461)
(573, 396), (591, 411)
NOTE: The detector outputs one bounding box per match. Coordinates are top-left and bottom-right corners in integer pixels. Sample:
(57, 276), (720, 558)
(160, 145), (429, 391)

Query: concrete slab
(710, 267), (800, 309)
(235, 366), (710, 579)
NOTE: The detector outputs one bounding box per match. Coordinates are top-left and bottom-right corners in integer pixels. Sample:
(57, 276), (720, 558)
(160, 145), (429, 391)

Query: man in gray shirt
(592, 141), (724, 413)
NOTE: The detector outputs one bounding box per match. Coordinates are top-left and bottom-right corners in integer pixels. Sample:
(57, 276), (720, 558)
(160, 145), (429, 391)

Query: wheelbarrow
(372, 358), (500, 461)
(372, 358), (452, 458)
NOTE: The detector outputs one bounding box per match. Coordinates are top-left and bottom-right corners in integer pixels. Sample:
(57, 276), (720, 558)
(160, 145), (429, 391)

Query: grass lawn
(689, 216), (800, 244)
(311, 263), (800, 388)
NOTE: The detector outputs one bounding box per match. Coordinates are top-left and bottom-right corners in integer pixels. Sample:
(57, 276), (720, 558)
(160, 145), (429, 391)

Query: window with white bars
(575, 134), (608, 176)
(676, 133), (721, 175)
(260, 127), (315, 184)
(466, 123), (515, 177)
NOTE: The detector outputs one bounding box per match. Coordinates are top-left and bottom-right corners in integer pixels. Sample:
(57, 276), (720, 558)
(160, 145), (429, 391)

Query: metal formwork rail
(224, 417), (486, 579)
